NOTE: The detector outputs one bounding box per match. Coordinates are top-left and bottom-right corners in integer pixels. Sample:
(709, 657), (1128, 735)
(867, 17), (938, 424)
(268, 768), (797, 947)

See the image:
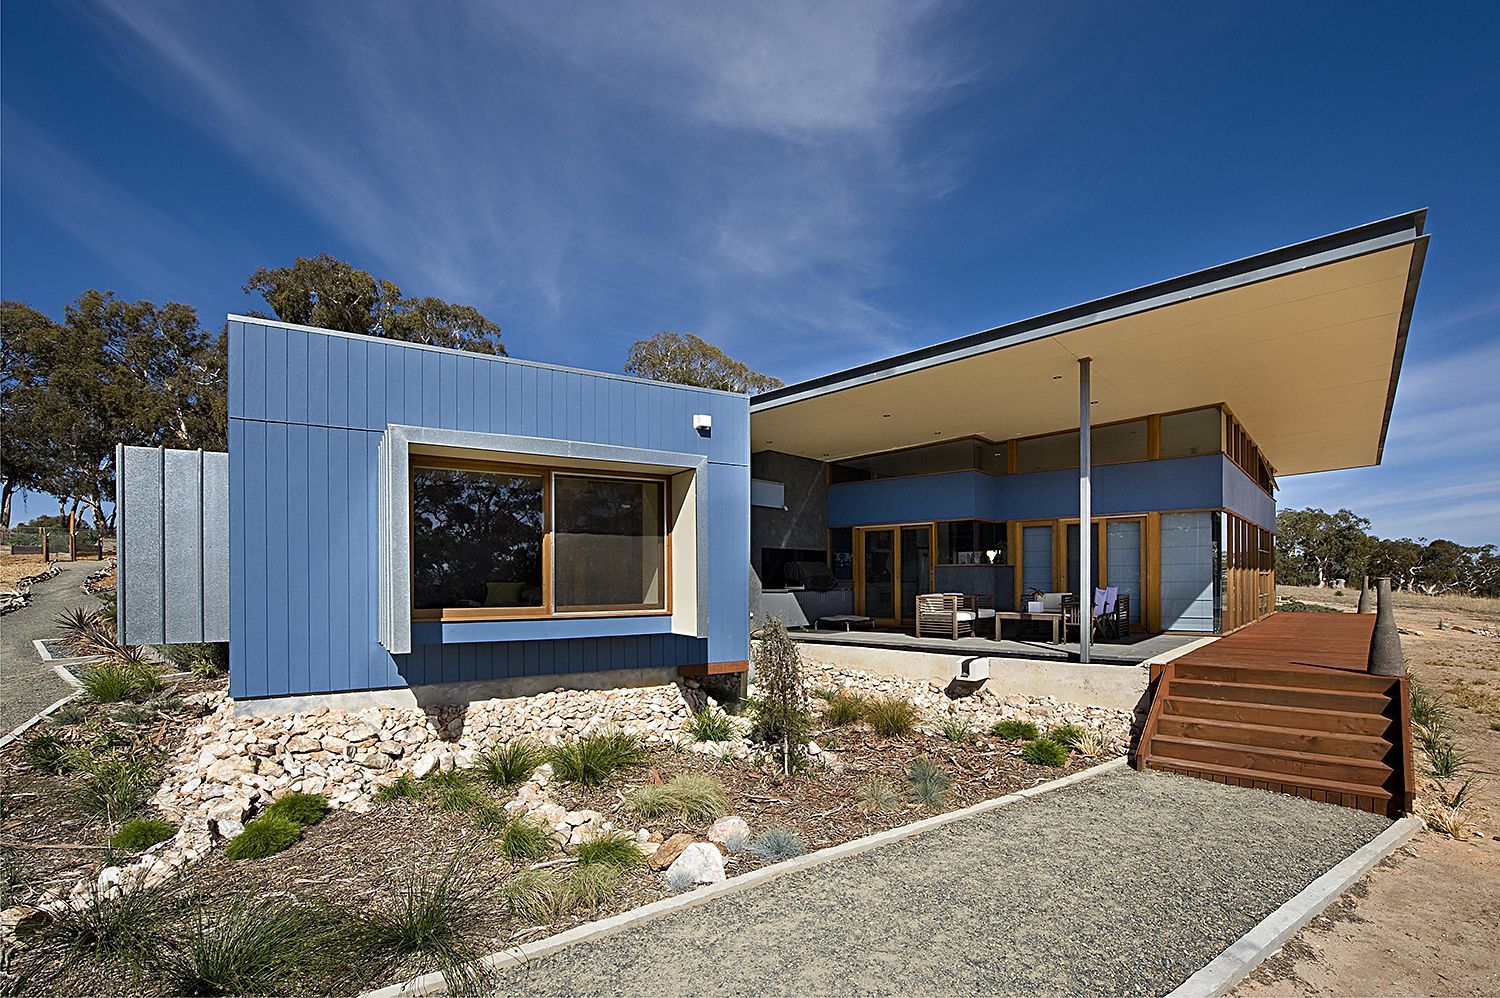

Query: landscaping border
(1164, 814), (1425, 998)
(362, 756), (1130, 997)
(0, 691), (81, 749)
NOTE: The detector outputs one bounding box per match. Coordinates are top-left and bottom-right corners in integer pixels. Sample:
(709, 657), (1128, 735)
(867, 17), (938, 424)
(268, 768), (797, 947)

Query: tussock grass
(21, 732), (70, 773)
(1072, 728), (1105, 757)
(498, 818), (555, 861)
(565, 863), (621, 910)
(1046, 723), (1084, 748)
(109, 818), (176, 852)
(70, 749), (158, 819)
(747, 826), (805, 862)
(1423, 779), (1481, 838)
(545, 732), (649, 786)
(479, 740), (545, 788)
(505, 869), (570, 924)
(989, 718), (1039, 741)
(627, 774), (728, 823)
(158, 895), (330, 997)
(422, 770), (492, 815)
(224, 815), (302, 861)
(686, 707), (734, 742)
(819, 692), (868, 727)
(940, 716), (974, 743)
(853, 777), (902, 812)
(571, 831), (643, 869)
(79, 661), (161, 704)
(906, 757), (950, 807)
(373, 774), (422, 805)
(40, 878), (173, 964)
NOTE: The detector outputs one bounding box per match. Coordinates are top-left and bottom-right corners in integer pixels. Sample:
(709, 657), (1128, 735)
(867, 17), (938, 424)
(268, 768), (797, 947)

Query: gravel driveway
(1, 561), (95, 733)
(487, 768), (1390, 997)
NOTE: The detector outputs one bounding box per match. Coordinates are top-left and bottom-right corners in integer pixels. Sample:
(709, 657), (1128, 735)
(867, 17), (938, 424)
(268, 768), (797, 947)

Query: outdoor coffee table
(994, 610), (1063, 643)
(816, 614), (874, 631)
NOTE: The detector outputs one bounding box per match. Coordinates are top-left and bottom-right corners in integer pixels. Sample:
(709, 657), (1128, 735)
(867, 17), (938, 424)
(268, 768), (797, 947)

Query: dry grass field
(1235, 586), (1500, 997)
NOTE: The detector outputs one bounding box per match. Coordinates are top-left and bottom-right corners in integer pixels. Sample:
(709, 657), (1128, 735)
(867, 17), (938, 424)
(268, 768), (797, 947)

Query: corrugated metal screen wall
(116, 444), (230, 645)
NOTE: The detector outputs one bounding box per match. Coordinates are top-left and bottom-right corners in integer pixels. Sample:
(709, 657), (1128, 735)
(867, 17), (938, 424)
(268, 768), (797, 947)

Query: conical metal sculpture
(1357, 575), (1374, 613)
(1368, 577), (1405, 676)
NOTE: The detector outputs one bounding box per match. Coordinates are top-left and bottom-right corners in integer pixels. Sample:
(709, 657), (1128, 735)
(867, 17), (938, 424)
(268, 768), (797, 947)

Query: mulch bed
(6, 703), (1100, 996)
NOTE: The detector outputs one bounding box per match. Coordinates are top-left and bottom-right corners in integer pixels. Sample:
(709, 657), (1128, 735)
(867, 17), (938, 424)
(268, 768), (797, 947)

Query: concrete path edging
(0, 692), (81, 749)
(362, 756), (1129, 998)
(1165, 813), (1426, 998)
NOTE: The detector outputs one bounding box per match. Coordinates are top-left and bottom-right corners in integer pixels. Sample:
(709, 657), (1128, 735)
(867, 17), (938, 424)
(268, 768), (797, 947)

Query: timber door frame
(852, 522), (936, 627)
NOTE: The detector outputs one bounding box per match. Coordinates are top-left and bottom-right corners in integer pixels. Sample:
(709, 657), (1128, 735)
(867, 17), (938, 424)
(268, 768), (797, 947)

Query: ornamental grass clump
(374, 774), (422, 805)
(224, 815), (303, 861)
(263, 791), (328, 827)
(422, 770), (491, 814)
(504, 870), (571, 924)
(750, 617), (811, 772)
(70, 749), (158, 818)
(627, 774), (728, 823)
(565, 863), (621, 910)
(109, 818), (176, 852)
(546, 732), (650, 785)
(1046, 723), (1085, 749)
(498, 818), (555, 861)
(158, 895), (333, 998)
(1021, 738), (1069, 767)
(480, 740), (545, 787)
(853, 778), (902, 812)
(22, 731), (70, 773)
(687, 707), (734, 742)
(906, 757), (950, 807)
(819, 691), (868, 727)
(940, 716), (974, 743)
(339, 850), (493, 993)
(747, 826), (806, 862)
(40, 878), (173, 965)
(989, 718), (1039, 741)
(571, 830), (644, 869)
(79, 660), (161, 704)
(863, 696), (920, 738)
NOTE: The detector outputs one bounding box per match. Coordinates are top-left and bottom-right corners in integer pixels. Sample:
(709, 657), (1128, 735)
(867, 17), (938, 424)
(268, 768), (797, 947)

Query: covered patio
(788, 624), (1201, 666)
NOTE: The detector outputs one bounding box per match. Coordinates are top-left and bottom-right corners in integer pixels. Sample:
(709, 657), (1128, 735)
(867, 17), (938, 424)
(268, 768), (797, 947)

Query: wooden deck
(1138, 610), (1413, 818)
(1172, 611), (1376, 672)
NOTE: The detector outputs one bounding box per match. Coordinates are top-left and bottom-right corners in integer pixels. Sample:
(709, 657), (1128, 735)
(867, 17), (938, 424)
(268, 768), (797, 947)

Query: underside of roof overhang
(750, 211), (1428, 478)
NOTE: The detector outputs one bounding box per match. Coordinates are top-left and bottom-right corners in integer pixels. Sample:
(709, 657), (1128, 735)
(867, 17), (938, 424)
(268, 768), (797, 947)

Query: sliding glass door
(855, 523), (935, 627)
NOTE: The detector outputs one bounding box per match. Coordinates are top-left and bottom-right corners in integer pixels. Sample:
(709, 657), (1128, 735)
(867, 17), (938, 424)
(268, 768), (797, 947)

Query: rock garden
(2, 617), (1132, 996)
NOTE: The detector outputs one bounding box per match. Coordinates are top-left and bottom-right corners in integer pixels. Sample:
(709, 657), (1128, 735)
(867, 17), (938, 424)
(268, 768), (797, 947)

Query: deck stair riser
(1136, 613), (1414, 819)
(1154, 716), (1394, 760)
(1160, 697), (1396, 737)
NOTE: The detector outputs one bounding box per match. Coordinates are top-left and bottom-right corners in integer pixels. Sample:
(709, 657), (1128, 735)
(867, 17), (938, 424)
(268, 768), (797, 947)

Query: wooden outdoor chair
(962, 593), (998, 639)
(915, 593), (976, 639)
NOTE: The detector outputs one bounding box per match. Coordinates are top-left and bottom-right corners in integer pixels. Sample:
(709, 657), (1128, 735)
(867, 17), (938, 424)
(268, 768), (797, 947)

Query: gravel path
(487, 768), (1391, 997)
(1, 561), (95, 733)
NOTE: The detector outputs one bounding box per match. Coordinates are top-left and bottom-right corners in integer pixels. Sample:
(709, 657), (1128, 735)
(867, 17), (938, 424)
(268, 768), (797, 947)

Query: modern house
(748, 210), (1427, 657)
(116, 210), (1426, 709)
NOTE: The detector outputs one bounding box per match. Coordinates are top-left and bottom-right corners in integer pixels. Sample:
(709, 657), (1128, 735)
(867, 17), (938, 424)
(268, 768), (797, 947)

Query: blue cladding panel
(1222, 460), (1277, 530)
(828, 471), (987, 526)
(228, 318), (749, 699)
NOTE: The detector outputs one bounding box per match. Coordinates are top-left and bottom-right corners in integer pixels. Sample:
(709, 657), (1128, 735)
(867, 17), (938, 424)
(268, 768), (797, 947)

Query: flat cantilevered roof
(750, 210), (1428, 477)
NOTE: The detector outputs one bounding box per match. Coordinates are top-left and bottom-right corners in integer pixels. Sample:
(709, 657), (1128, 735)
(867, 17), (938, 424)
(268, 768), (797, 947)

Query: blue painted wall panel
(827, 471), (987, 526)
(228, 318), (748, 700)
(1222, 460), (1277, 530)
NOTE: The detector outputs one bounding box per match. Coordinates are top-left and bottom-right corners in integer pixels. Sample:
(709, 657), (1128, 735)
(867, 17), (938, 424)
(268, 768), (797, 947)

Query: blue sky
(3, 2), (1497, 543)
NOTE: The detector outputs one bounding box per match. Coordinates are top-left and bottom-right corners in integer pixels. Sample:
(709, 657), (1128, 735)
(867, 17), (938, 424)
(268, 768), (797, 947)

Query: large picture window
(411, 459), (669, 620)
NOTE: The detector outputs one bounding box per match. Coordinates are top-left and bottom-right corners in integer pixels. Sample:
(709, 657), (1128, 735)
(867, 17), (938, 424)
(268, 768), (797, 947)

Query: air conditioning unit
(955, 658), (990, 682)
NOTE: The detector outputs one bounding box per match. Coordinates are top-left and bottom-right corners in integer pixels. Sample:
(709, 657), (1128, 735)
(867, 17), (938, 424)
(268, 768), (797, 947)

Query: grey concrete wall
(116, 445), (230, 645)
(750, 450), (828, 580)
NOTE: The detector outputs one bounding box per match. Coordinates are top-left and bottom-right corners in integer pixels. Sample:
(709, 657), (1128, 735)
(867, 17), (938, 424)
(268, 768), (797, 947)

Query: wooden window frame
(409, 456), (672, 623)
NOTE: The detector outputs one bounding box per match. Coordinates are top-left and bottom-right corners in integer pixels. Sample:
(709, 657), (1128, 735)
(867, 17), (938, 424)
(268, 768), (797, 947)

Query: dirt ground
(0, 554), (47, 589)
(1233, 586), (1500, 998)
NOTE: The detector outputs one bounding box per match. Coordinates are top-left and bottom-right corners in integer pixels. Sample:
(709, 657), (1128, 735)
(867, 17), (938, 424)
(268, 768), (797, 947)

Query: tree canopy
(244, 254), (505, 355)
(624, 331), (782, 394)
(1275, 506), (1498, 597)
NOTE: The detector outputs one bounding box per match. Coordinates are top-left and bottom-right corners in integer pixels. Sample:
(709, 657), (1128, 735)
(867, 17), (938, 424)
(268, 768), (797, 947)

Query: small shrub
(747, 826), (806, 862)
(566, 863), (621, 910)
(864, 696), (920, 737)
(1073, 728), (1105, 757)
(627, 774), (728, 823)
(480, 740), (545, 787)
(161, 641), (228, 676)
(224, 815), (303, 861)
(49, 702), (89, 726)
(722, 828), (752, 853)
(853, 778), (902, 812)
(1046, 723), (1085, 748)
(819, 691), (868, 727)
(687, 707), (734, 742)
(71, 750), (157, 818)
(22, 732), (69, 772)
(40, 878), (172, 963)
(572, 831), (644, 869)
(374, 774), (422, 804)
(79, 660), (160, 704)
(263, 791), (329, 827)
(158, 895), (330, 997)
(498, 818), (555, 861)
(990, 718), (1039, 741)
(940, 716), (974, 743)
(1021, 738), (1069, 767)
(906, 757), (951, 807)
(505, 869), (570, 924)
(546, 732), (649, 785)
(665, 864), (697, 893)
(109, 818), (176, 851)
(339, 850), (492, 992)
(750, 617), (811, 770)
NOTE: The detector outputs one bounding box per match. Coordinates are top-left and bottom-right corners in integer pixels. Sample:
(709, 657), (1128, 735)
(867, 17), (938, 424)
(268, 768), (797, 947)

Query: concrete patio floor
(789, 626), (1200, 665)
(482, 768), (1390, 997)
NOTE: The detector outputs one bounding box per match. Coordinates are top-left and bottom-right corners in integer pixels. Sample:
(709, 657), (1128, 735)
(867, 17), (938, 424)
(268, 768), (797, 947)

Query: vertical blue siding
(228, 318), (748, 700)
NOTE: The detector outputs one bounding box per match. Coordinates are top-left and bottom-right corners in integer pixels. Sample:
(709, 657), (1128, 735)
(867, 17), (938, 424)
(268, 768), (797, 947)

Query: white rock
(666, 843), (725, 885)
(411, 753), (439, 779)
(707, 816), (750, 845)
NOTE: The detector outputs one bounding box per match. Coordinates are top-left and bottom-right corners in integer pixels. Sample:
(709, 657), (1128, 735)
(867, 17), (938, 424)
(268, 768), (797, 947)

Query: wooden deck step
(1161, 695), (1396, 737)
(1154, 715), (1394, 761)
(1149, 734), (1393, 785)
(1168, 678), (1391, 714)
(1171, 661), (1396, 694)
(1148, 758), (1394, 803)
